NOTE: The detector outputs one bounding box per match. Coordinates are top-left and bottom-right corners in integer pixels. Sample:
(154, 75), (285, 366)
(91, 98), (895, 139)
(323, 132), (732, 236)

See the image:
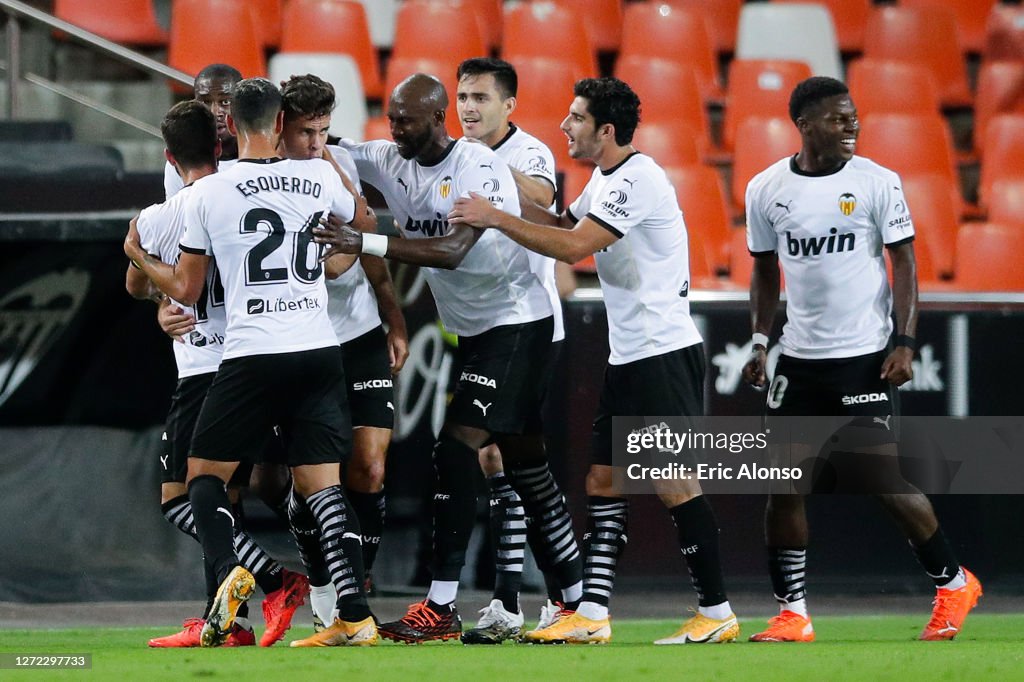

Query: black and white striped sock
(287, 491), (333, 587)
(768, 546), (808, 615)
(346, 489), (386, 572)
(580, 496), (629, 608)
(488, 472), (527, 613)
(307, 486), (371, 622)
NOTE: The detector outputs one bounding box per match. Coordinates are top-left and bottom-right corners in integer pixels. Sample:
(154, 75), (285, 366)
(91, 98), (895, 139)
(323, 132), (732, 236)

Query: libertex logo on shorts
(246, 296), (321, 315)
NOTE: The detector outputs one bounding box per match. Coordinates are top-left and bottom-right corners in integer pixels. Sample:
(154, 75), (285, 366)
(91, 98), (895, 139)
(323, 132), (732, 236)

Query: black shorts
(341, 326), (395, 429)
(447, 317), (555, 435)
(190, 346), (352, 467)
(592, 343), (706, 467)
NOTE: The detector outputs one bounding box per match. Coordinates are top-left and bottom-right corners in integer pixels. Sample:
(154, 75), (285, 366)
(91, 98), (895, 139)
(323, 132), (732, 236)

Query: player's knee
(478, 443), (503, 475)
(585, 465), (615, 497)
(346, 457), (385, 492)
(160, 482), (188, 505)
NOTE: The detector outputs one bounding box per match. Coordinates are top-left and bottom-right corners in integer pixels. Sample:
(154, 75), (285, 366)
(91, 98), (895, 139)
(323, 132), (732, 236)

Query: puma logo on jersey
(216, 507), (235, 524)
(775, 200), (793, 213)
(473, 399), (493, 416)
(841, 392), (889, 405)
(461, 372), (496, 388)
(397, 178), (409, 193)
(623, 177), (636, 189)
(159, 455), (169, 470)
(786, 229), (855, 257)
(342, 532), (362, 543)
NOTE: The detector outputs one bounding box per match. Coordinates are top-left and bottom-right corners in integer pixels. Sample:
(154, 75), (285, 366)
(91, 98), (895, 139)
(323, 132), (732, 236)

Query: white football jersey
(165, 158), (237, 199)
(342, 138), (552, 337)
(489, 123), (564, 343)
(136, 185), (225, 378)
(568, 152), (703, 365)
(180, 157), (356, 360)
(322, 144), (382, 344)
(745, 155), (915, 360)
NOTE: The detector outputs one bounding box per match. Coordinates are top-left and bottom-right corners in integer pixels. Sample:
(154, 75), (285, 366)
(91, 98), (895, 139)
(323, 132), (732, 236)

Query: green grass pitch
(2, 615), (1021, 681)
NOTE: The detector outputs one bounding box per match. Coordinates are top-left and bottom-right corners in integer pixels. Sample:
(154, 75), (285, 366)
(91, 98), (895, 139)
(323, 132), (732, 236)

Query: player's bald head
(391, 73), (448, 116)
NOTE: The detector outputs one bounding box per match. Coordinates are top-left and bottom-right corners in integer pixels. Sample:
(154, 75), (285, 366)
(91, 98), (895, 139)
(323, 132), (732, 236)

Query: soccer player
(314, 74), (581, 644)
(127, 99), (309, 648)
(124, 78), (377, 648)
(277, 73), (409, 628)
(740, 76), (981, 642)
(454, 56), (582, 644)
(449, 77), (738, 645)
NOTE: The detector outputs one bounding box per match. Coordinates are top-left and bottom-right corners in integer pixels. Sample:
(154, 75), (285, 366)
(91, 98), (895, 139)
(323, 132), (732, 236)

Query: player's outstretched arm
(742, 252), (782, 388)
(124, 218), (209, 306)
(881, 241), (919, 385)
(509, 167), (556, 210)
(314, 218), (482, 271)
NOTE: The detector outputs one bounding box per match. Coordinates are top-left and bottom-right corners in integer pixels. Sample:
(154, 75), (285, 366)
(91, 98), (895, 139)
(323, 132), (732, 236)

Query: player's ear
(504, 95), (517, 117)
(164, 148), (175, 166)
(274, 109), (285, 135)
(226, 114), (239, 137)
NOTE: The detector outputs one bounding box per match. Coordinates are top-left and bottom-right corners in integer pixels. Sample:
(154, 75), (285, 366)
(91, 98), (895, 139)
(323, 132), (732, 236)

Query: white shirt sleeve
(875, 171), (915, 245)
(137, 202), (179, 263)
(583, 169), (657, 238)
(339, 139), (389, 192)
(745, 176), (777, 253)
(327, 144), (363, 194)
(164, 161), (184, 200)
(179, 188), (212, 256)
(322, 164), (357, 224)
(457, 154), (520, 218)
(512, 141), (557, 188)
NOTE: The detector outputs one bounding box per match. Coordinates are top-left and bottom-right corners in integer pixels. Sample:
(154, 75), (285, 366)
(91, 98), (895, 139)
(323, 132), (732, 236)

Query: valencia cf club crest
(439, 175), (453, 199)
(838, 193), (856, 216)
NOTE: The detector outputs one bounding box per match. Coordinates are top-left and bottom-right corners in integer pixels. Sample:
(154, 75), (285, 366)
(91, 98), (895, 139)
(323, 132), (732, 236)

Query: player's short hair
(194, 63), (242, 88)
(161, 100), (217, 169)
(789, 76), (849, 122)
(230, 77), (282, 133)
(281, 74), (336, 121)
(457, 57), (518, 99)
(573, 77), (641, 146)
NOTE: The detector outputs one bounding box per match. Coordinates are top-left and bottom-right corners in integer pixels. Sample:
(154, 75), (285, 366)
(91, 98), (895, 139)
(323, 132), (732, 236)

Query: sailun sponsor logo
(405, 213), (449, 236)
(600, 188), (630, 218)
(786, 228), (855, 256)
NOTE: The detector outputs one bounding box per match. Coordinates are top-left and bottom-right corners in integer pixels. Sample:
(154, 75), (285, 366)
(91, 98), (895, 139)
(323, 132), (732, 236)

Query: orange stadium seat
(731, 117), (801, 211)
(663, 0), (743, 55)
(249, 0), (282, 48)
(978, 114), (1024, 209)
(281, 0), (382, 100)
(384, 55), (461, 132)
(856, 114), (958, 190)
(902, 0), (998, 55)
(427, 0), (503, 52)
(364, 115), (391, 142)
(392, 1), (486, 64)
(631, 121), (703, 168)
(722, 59), (812, 153)
(54, 0), (168, 46)
(984, 4), (1024, 61)
(902, 173), (960, 279)
(987, 178), (1024, 229)
(773, 0), (872, 54)
(973, 61), (1024, 159)
(503, 2), (598, 81)
(684, 219), (716, 284)
(728, 227), (754, 288)
(559, 163), (594, 211)
(862, 6), (972, 108)
(620, 3), (723, 103)
(954, 223), (1024, 291)
(169, 0), (265, 84)
(552, 0), (623, 52)
(847, 59), (941, 117)
(664, 165), (733, 274)
(615, 56), (711, 152)
(506, 57), (577, 122)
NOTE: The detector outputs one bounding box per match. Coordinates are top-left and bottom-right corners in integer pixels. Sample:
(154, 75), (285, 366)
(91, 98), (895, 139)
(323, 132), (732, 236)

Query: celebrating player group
(124, 58), (981, 648)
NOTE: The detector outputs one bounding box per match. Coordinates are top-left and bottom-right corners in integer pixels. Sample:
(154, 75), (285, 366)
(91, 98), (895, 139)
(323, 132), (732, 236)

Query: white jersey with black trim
(567, 152), (703, 365)
(165, 158), (237, 199)
(342, 137), (552, 337)
(489, 123), (564, 343)
(180, 157), (356, 360)
(137, 185), (225, 378)
(323, 144), (382, 344)
(745, 155), (915, 360)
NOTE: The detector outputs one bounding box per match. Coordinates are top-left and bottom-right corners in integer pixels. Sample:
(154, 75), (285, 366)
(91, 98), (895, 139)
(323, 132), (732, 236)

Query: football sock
(580, 496), (628, 608)
(233, 531), (283, 595)
(309, 583), (338, 625)
(287, 491), (332, 587)
(576, 601), (609, 621)
(525, 514), (565, 604)
(426, 580), (459, 606)
(187, 475), (238, 584)
(561, 581), (583, 607)
(428, 434), (478, 582)
(202, 554), (218, 618)
(347, 489), (386, 572)
(668, 496), (729, 608)
(768, 546), (809, 616)
(488, 472), (527, 613)
(911, 528), (964, 589)
(161, 495), (198, 538)
(307, 486), (371, 622)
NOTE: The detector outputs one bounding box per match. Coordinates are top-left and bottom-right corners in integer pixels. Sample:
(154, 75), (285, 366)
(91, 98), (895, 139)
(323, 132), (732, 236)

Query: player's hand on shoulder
(448, 192), (498, 229)
(742, 347), (768, 388)
(880, 347), (914, 386)
(158, 300), (195, 343)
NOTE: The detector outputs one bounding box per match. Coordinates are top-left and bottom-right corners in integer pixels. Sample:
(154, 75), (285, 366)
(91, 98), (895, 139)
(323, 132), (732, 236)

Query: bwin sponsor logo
(405, 214), (449, 236)
(841, 392), (890, 406)
(461, 371), (497, 387)
(786, 228), (855, 257)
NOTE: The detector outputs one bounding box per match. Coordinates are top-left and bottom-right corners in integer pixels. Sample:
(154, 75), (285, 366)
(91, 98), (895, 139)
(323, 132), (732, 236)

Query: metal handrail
(1, 0), (191, 120)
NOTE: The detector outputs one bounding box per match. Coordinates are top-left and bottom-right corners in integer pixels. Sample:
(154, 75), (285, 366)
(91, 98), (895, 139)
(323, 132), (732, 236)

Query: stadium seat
(902, 0), (997, 55)
(986, 178), (1024, 229)
(619, 3), (723, 103)
(383, 55), (461, 132)
(973, 61), (1024, 159)
(856, 113), (958, 190)
(846, 59), (942, 118)
(249, 0), (282, 48)
(954, 223), (1024, 291)
(684, 219), (715, 283)
(862, 6), (971, 108)
(735, 3), (842, 80)
(451, 0), (503, 52)
(984, 4), (1024, 61)
(269, 53), (367, 141)
(0, 120), (73, 142)
(505, 57), (577, 122)
(662, 0), (743, 55)
(663, 165), (733, 274)
(364, 115), (390, 142)
(353, 0), (399, 48)
(773, 0), (872, 54)
(54, 0), (167, 47)
(631, 121), (703, 168)
(281, 0), (382, 100)
(503, 2), (598, 81)
(902, 173), (961, 279)
(392, 1), (487, 64)
(728, 227), (754, 288)
(551, 0), (622, 52)
(731, 117), (801, 211)
(614, 56), (711, 152)
(978, 114), (1024, 209)
(722, 59), (812, 153)
(559, 163), (594, 211)
(0, 142), (124, 181)
(169, 0), (265, 88)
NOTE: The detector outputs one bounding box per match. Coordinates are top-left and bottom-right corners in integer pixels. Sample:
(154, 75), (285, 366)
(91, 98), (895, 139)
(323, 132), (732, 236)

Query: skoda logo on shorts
(609, 189), (629, 205)
(247, 298), (266, 315)
(838, 192), (857, 216)
(439, 175), (453, 199)
(483, 177), (500, 193)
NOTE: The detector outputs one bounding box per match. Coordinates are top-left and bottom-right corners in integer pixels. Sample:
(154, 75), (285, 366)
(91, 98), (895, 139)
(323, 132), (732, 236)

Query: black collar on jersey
(238, 157), (286, 164)
(789, 154), (847, 177)
(600, 150), (641, 176)
(491, 123), (518, 151)
(418, 138), (458, 168)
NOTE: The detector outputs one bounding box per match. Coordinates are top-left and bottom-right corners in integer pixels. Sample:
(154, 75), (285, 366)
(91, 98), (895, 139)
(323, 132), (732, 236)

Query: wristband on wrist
(361, 232), (388, 257)
(895, 334), (917, 351)
(752, 332), (769, 350)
